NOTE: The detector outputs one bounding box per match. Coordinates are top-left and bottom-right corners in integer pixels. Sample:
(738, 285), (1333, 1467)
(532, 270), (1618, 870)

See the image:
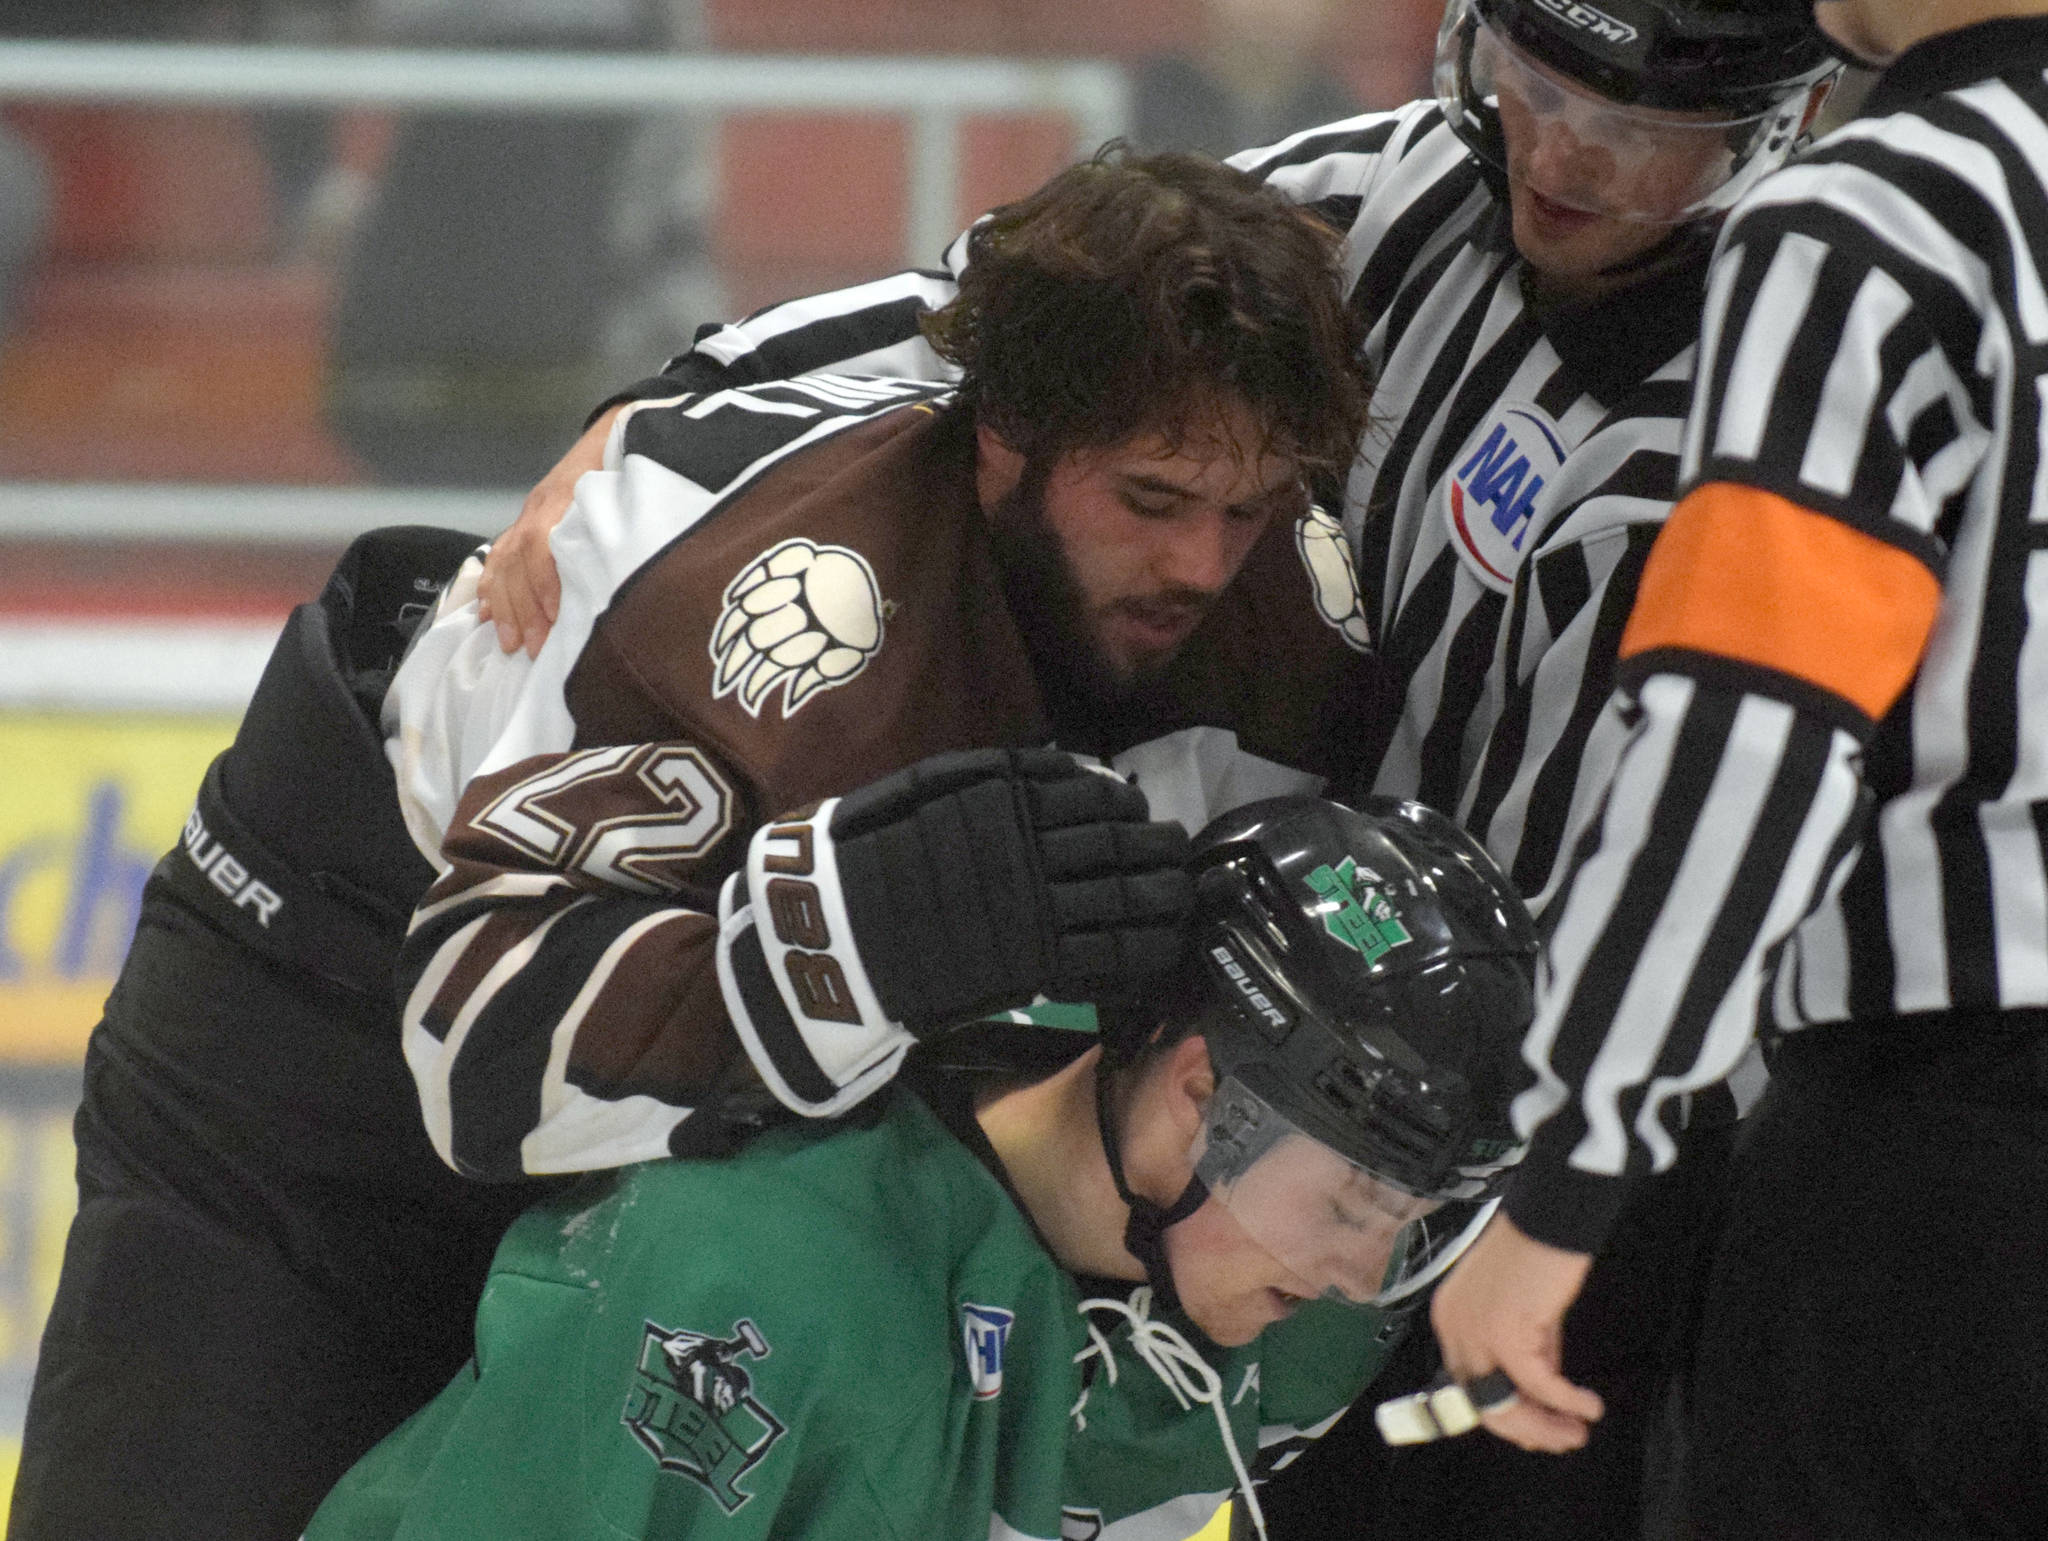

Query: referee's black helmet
(1460, 0), (1835, 113)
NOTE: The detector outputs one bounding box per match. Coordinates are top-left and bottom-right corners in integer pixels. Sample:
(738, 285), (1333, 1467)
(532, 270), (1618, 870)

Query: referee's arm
(1424, 408), (1947, 1455)
(1504, 481), (1940, 1251)
(1504, 175), (1976, 1249)
(1430, 176), (1977, 1450)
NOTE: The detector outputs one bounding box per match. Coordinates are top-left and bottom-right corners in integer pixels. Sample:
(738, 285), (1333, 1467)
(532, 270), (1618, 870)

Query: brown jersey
(385, 375), (1375, 1177)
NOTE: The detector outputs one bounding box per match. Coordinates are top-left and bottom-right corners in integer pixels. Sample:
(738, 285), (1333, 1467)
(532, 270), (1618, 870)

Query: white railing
(0, 40), (1132, 545)
(0, 483), (521, 544)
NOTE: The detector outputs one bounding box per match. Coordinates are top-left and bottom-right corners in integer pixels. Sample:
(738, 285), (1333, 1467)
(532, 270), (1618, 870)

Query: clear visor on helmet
(1439, 0), (1822, 225)
(1192, 1077), (1499, 1309)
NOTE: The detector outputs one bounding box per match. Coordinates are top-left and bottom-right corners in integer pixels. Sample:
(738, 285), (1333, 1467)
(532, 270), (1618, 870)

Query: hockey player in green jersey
(306, 793), (1536, 1541)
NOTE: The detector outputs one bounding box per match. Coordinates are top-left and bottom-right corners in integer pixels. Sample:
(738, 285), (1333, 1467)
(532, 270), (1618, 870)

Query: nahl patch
(623, 1318), (786, 1513)
(711, 537), (886, 719)
(961, 1303), (1015, 1400)
(1304, 857), (1412, 965)
(1441, 404), (1567, 596)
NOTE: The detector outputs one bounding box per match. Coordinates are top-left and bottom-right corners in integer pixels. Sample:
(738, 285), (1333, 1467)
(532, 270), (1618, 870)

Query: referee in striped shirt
(481, 5), (1842, 1535)
(1435, 3), (2048, 1535)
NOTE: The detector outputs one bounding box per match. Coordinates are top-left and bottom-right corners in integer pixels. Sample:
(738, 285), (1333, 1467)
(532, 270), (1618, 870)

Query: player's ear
(975, 423), (1027, 510)
(1161, 1033), (1217, 1146)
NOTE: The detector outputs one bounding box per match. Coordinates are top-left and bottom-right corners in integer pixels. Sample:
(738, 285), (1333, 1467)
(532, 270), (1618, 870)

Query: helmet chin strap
(1094, 1059), (1209, 1316)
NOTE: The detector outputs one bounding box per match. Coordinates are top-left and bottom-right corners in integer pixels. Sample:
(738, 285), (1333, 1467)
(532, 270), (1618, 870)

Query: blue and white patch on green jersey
(961, 1303), (1016, 1400)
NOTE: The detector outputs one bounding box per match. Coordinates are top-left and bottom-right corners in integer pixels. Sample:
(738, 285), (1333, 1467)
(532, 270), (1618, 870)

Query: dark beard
(986, 464), (1144, 727)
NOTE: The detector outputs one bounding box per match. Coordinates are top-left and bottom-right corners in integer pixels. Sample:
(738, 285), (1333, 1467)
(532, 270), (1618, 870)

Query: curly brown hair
(919, 145), (1368, 482)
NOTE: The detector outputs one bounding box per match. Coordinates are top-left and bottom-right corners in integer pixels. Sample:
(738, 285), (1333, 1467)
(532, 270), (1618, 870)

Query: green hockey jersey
(305, 1085), (1397, 1541)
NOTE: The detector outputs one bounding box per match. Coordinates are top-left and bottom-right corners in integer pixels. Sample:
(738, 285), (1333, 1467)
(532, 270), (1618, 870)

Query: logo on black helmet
(1304, 858), (1413, 966)
(1531, 0), (1638, 46)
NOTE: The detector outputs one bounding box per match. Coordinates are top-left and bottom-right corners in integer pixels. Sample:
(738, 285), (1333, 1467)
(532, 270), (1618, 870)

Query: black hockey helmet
(1189, 796), (1534, 1201)
(1171, 795), (1536, 1306)
(1435, 0), (1840, 223)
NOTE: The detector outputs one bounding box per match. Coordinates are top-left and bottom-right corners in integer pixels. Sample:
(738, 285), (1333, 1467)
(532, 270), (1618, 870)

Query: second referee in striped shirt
(1436, 3), (2048, 1536)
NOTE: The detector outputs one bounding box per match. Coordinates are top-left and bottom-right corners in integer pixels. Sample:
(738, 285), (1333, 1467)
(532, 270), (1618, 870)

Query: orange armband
(1621, 483), (1940, 723)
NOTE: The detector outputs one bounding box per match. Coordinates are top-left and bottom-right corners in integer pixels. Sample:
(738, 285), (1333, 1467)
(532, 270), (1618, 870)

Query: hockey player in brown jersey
(11, 149), (1374, 1541)
(386, 149), (1377, 1158)
(468, 8), (1846, 1534)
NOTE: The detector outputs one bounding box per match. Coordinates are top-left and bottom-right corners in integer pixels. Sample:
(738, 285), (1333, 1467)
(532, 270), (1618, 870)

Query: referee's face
(979, 393), (1303, 692)
(1494, 57), (1730, 298)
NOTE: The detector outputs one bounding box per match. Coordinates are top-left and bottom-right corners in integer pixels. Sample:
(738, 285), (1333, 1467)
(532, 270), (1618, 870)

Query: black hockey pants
(7, 527), (558, 1541)
(8, 899), (550, 1541)
(1257, 1088), (1736, 1541)
(1681, 1010), (2048, 1540)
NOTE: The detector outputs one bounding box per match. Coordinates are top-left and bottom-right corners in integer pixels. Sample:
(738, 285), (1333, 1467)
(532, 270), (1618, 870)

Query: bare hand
(478, 405), (623, 656)
(1431, 1207), (1603, 1453)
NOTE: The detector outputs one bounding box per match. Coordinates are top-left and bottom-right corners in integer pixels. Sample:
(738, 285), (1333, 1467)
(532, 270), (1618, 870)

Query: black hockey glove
(716, 747), (1193, 1116)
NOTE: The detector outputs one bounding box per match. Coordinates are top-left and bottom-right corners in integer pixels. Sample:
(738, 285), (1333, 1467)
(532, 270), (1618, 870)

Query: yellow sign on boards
(0, 709), (236, 1486)
(0, 713), (236, 1061)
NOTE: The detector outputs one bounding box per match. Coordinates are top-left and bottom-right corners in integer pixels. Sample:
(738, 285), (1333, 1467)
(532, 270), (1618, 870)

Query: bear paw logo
(710, 537), (886, 719)
(1296, 505), (1371, 654)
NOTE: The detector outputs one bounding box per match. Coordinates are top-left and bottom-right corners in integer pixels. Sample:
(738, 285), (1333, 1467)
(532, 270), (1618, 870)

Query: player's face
(1491, 48), (1731, 297)
(988, 394), (1302, 695)
(1114, 1034), (1383, 1346)
(1164, 1195), (1362, 1347)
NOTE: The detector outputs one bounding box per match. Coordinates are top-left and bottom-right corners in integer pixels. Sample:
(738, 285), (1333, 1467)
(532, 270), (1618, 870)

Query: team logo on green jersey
(1303, 857), (1412, 964)
(623, 1318), (787, 1513)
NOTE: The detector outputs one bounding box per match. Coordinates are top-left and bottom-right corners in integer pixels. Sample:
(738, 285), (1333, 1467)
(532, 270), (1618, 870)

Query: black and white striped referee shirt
(1505, 17), (2048, 1254)
(644, 102), (1713, 913)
